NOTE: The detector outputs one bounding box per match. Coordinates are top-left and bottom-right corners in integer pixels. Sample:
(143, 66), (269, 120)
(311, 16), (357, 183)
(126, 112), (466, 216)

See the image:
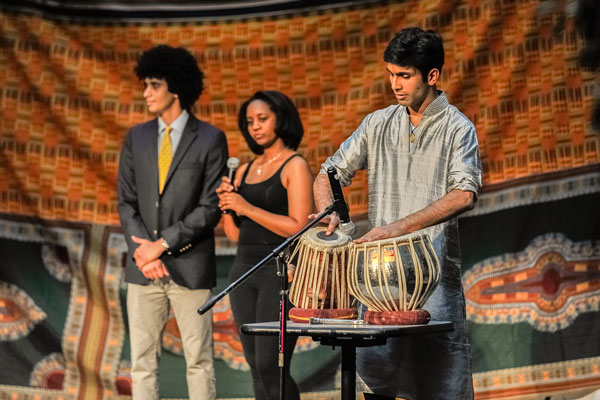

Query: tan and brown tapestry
(0, 0), (599, 399)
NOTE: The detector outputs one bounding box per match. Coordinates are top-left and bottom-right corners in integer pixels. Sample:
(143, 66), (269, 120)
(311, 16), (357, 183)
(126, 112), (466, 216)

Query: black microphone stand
(198, 202), (338, 400)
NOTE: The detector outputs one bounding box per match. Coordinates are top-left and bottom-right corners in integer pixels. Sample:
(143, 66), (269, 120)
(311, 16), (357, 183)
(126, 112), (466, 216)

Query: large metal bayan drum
(348, 233), (441, 324)
(288, 227), (357, 322)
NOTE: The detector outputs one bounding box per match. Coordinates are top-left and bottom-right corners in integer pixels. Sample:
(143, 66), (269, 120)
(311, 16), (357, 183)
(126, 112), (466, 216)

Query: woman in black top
(216, 91), (313, 400)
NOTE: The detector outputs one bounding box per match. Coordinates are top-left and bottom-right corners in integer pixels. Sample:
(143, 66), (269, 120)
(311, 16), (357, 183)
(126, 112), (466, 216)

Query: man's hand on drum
(354, 222), (405, 244)
(308, 211), (340, 235)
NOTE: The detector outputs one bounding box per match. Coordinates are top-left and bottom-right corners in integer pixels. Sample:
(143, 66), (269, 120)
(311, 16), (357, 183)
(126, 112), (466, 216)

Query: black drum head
(316, 230), (338, 241)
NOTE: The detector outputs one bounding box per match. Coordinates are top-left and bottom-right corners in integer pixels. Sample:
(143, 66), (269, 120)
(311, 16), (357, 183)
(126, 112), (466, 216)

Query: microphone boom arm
(326, 166), (355, 234)
(198, 202), (338, 315)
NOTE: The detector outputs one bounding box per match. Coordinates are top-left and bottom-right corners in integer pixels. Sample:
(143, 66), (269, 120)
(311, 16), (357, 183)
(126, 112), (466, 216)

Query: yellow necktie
(158, 125), (173, 194)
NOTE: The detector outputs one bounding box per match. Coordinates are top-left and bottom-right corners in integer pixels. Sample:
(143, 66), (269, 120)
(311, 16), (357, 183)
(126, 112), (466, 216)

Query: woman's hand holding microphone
(216, 176), (251, 216)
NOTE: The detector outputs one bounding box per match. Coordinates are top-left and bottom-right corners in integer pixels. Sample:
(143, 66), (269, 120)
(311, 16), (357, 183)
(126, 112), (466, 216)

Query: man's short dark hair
(135, 45), (204, 111)
(384, 27), (444, 81)
(238, 91), (304, 155)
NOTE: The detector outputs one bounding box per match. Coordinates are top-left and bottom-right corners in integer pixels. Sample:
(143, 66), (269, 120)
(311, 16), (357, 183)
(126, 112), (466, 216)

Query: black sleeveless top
(237, 154), (299, 247)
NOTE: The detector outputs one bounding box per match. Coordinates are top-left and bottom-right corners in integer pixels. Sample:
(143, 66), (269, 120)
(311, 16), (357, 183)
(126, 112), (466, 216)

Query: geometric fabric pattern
(0, 281), (46, 341)
(473, 356), (600, 400)
(459, 184), (600, 400)
(463, 233), (600, 332)
(1, 0), (599, 225)
(29, 353), (66, 390)
(0, 215), (333, 399)
(1, 1), (600, 399)
(464, 164), (600, 217)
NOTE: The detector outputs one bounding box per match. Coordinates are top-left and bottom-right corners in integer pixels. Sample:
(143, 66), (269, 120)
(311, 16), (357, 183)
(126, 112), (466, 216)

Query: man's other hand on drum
(307, 210), (340, 237)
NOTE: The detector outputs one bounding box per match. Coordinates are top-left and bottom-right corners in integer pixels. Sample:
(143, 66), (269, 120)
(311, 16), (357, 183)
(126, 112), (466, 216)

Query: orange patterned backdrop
(1, 0), (597, 226)
(1, 1), (600, 399)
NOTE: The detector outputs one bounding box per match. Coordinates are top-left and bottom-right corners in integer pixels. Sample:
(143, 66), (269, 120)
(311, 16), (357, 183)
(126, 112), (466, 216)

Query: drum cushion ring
(363, 309), (431, 325)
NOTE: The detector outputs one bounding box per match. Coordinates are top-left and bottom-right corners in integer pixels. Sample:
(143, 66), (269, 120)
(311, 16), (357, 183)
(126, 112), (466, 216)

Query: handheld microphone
(223, 157), (240, 215)
(326, 166), (355, 235)
(226, 157), (239, 182)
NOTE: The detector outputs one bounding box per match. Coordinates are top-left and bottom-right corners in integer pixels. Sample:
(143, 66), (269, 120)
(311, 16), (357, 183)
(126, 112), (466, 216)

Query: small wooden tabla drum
(288, 227), (357, 322)
(348, 233), (441, 325)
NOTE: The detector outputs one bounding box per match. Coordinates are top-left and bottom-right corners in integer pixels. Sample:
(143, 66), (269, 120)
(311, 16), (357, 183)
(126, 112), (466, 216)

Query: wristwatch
(161, 239), (169, 250)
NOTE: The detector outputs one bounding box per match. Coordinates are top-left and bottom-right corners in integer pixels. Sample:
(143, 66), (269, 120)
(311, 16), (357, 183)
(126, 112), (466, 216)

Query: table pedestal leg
(341, 345), (356, 400)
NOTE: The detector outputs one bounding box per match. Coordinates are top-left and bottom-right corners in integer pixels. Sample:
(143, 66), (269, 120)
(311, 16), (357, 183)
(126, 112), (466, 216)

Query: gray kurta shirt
(321, 91), (482, 399)
(321, 91), (481, 244)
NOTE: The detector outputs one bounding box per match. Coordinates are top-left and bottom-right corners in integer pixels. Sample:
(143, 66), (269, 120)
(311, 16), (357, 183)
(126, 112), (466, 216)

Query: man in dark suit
(117, 45), (228, 400)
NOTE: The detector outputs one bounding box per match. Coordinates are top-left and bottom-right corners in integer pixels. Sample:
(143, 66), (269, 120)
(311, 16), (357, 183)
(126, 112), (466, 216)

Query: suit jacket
(117, 114), (228, 289)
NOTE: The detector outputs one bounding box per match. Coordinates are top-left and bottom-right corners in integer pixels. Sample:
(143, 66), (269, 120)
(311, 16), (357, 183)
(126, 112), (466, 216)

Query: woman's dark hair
(238, 91), (304, 155)
(135, 44), (204, 111)
(383, 27), (444, 81)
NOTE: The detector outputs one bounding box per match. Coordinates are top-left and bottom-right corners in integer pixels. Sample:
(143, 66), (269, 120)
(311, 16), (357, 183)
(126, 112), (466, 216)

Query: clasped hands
(131, 236), (169, 280)
(216, 176), (251, 215)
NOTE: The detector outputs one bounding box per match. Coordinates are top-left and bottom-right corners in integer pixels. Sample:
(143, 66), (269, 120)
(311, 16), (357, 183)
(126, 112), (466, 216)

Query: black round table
(241, 320), (454, 400)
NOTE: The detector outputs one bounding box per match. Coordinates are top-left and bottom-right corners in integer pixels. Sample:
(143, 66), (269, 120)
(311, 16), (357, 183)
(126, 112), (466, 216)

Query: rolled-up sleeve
(320, 114), (370, 187)
(447, 124), (482, 196)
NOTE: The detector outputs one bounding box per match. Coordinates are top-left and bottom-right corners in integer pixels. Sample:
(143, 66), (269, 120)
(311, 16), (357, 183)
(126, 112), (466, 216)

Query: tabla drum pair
(288, 226), (441, 325)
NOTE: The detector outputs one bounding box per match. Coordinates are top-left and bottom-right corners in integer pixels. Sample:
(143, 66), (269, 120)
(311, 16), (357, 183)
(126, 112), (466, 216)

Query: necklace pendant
(409, 133), (415, 143)
(255, 149), (284, 176)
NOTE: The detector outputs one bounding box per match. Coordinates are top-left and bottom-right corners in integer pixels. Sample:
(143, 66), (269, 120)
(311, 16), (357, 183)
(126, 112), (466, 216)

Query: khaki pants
(127, 280), (215, 400)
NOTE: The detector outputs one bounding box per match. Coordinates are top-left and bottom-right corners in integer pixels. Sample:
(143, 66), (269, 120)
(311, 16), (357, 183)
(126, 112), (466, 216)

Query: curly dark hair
(238, 91), (304, 155)
(384, 27), (444, 81)
(134, 44), (204, 111)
